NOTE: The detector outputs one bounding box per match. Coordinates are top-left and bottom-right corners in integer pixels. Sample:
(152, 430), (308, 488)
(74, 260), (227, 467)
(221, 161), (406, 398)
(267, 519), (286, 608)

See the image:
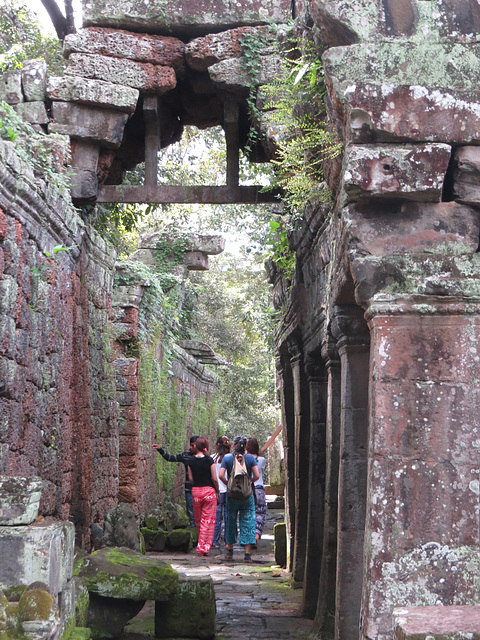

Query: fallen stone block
(75, 547), (178, 601)
(82, 0), (292, 34)
(103, 503), (140, 551)
(155, 575), (215, 639)
(341, 83), (480, 145)
(64, 27), (185, 72)
(14, 101), (49, 126)
(393, 605), (480, 639)
(0, 476), (42, 525)
(342, 143), (451, 202)
(47, 76), (139, 114)
(65, 53), (176, 93)
(49, 102), (129, 148)
(21, 59), (47, 102)
(141, 528), (167, 552)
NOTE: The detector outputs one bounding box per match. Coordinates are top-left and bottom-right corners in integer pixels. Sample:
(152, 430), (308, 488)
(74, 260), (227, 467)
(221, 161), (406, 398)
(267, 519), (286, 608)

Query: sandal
(225, 549), (233, 560)
(244, 553), (252, 563)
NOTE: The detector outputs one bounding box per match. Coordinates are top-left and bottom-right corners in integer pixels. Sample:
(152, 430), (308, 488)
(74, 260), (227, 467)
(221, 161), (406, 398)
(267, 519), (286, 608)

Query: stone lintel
(64, 28), (185, 71)
(47, 76), (139, 114)
(323, 43), (480, 98)
(393, 605), (480, 639)
(208, 54), (283, 94)
(339, 83), (480, 144)
(65, 53), (177, 93)
(82, 0), (292, 35)
(342, 143), (451, 202)
(49, 102), (129, 148)
(344, 201), (480, 258)
(98, 184), (279, 204)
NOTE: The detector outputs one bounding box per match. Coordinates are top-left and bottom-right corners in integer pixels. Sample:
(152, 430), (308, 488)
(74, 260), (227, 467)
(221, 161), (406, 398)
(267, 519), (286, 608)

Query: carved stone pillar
(314, 337), (341, 634)
(361, 297), (480, 640)
(288, 339), (310, 584)
(276, 352), (295, 568)
(331, 306), (370, 640)
(302, 355), (328, 618)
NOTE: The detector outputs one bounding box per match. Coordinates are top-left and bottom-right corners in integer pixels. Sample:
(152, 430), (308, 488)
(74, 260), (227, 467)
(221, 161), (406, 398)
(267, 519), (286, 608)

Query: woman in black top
(187, 436), (219, 556)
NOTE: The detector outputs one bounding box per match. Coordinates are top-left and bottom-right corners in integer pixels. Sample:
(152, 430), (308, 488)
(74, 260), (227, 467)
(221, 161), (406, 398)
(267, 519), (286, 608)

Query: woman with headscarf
(219, 435), (259, 563)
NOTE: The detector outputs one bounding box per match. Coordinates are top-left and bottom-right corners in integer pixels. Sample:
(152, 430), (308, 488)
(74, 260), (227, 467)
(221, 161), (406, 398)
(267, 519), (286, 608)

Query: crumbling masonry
(0, 0), (480, 639)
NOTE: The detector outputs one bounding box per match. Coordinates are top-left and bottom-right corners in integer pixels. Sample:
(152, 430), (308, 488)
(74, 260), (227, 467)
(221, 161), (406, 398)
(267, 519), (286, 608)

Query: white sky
(27, 0), (83, 34)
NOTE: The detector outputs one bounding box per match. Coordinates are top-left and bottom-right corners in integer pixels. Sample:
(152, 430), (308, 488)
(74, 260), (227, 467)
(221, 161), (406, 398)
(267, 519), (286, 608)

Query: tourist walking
(152, 435), (198, 527)
(246, 437), (267, 545)
(212, 436), (231, 548)
(187, 437), (219, 556)
(219, 435), (259, 563)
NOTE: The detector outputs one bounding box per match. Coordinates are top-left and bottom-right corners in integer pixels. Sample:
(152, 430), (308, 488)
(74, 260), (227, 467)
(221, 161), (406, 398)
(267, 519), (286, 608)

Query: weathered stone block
(82, 0), (292, 34)
(274, 522), (287, 568)
(0, 476), (42, 525)
(344, 201), (480, 258)
(184, 251), (209, 270)
(87, 592), (144, 639)
(323, 43), (480, 98)
(342, 143), (451, 202)
(14, 101), (49, 126)
(49, 102), (128, 148)
(393, 605), (480, 640)
(47, 76), (139, 114)
(0, 520), (75, 597)
(70, 167), (98, 205)
(0, 69), (23, 104)
(139, 232), (225, 255)
(21, 59), (47, 102)
(453, 146), (480, 204)
(341, 84), (480, 145)
(65, 53), (176, 93)
(154, 576), (215, 639)
(166, 529), (192, 552)
(209, 53), (283, 94)
(65, 28), (185, 71)
(186, 25), (273, 71)
(76, 547), (178, 600)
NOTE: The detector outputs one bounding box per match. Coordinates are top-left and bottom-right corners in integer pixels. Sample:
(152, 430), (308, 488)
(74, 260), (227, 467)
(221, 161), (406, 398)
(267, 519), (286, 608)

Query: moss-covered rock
(141, 527), (167, 552)
(144, 514), (160, 531)
(17, 588), (54, 622)
(87, 593), (145, 639)
(166, 529), (192, 552)
(74, 578), (89, 627)
(68, 628), (92, 639)
(76, 547), (178, 601)
(155, 576), (215, 639)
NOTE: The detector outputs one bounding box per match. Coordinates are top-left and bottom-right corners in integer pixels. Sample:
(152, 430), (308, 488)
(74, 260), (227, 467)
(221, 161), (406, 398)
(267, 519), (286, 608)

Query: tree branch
(40, 0), (76, 40)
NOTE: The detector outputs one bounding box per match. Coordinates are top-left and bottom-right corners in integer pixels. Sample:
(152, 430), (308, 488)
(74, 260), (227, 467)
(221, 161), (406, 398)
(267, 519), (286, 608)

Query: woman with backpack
(187, 436), (219, 557)
(218, 435), (259, 563)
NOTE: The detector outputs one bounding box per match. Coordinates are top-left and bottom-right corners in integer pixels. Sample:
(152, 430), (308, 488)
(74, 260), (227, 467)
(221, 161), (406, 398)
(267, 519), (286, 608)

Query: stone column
(361, 298), (480, 640)
(302, 355), (328, 618)
(276, 352), (296, 569)
(315, 338), (341, 634)
(288, 340), (310, 584)
(331, 306), (370, 640)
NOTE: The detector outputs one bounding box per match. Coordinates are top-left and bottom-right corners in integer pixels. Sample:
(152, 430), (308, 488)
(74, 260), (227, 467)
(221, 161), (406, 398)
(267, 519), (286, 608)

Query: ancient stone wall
(269, 1), (480, 639)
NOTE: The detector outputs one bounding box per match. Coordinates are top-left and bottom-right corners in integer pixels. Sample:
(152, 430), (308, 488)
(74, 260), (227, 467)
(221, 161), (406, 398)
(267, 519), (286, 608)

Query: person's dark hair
(216, 436), (230, 463)
(195, 436), (209, 453)
(246, 437), (259, 456)
(190, 435), (199, 444)
(233, 435), (246, 455)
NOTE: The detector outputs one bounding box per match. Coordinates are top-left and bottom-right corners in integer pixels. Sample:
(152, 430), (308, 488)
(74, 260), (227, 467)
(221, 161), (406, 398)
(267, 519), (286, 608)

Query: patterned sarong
(254, 485), (267, 538)
(192, 486), (217, 555)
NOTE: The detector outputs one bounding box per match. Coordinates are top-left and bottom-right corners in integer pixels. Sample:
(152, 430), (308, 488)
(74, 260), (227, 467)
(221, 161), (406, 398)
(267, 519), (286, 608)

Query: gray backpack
(227, 454), (252, 500)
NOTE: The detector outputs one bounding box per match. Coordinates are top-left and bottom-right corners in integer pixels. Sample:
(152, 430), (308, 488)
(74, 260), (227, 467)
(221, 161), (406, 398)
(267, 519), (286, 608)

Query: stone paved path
(122, 505), (314, 639)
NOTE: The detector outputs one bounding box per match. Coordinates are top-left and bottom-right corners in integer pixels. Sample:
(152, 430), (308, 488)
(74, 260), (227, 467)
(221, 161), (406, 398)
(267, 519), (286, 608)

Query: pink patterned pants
(192, 486), (217, 555)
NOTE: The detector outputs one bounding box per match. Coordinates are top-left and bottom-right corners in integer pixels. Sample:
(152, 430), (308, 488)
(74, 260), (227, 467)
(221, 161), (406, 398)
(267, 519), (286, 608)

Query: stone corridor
(121, 506), (314, 640)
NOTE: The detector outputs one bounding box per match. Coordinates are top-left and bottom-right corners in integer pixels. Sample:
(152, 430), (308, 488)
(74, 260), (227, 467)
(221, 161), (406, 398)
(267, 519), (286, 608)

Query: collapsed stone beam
(97, 185), (280, 204)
